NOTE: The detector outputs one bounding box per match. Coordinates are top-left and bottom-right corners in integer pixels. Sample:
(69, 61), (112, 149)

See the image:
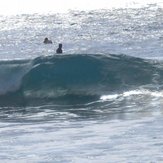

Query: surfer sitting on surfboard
(56, 43), (63, 54)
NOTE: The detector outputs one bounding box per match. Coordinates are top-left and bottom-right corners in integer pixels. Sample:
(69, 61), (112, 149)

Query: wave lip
(0, 54), (162, 106)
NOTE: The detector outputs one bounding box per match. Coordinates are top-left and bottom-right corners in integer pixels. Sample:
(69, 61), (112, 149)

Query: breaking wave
(0, 54), (163, 106)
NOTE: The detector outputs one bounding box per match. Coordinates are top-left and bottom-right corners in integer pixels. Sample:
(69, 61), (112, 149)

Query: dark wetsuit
(43, 38), (52, 44)
(56, 44), (63, 53)
(56, 48), (62, 54)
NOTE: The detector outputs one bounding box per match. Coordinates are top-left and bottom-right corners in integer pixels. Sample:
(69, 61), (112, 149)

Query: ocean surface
(1, 2), (163, 163)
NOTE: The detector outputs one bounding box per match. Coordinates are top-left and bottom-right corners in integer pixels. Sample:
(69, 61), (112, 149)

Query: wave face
(0, 54), (163, 106)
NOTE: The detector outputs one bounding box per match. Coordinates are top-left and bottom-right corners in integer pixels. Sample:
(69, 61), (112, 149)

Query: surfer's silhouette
(43, 37), (52, 44)
(56, 43), (63, 54)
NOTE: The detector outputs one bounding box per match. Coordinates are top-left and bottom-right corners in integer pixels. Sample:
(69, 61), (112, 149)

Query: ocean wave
(0, 54), (162, 106)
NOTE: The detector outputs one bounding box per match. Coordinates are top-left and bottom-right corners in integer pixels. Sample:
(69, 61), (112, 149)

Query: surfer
(43, 37), (52, 44)
(56, 43), (63, 54)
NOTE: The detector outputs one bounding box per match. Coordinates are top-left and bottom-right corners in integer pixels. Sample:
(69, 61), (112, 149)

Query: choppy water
(1, 3), (163, 163)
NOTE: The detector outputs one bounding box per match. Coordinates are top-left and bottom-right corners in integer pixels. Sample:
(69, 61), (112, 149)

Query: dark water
(0, 54), (162, 106)
(1, 5), (163, 162)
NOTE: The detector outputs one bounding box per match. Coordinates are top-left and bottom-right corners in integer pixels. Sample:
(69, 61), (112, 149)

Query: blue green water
(1, 3), (163, 162)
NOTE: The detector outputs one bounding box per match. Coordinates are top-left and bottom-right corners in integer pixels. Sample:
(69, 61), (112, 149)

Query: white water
(0, 4), (163, 60)
(1, 117), (163, 162)
(0, 0), (162, 15)
(0, 1), (163, 162)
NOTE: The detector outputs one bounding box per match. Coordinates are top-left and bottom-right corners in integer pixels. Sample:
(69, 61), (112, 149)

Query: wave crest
(0, 54), (162, 106)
